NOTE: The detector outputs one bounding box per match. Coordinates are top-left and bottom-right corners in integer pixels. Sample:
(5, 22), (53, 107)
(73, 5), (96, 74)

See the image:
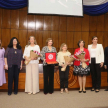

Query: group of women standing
(0, 36), (104, 95)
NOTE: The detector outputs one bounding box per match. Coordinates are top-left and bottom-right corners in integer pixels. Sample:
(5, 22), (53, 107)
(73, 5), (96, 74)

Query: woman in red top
(73, 40), (90, 93)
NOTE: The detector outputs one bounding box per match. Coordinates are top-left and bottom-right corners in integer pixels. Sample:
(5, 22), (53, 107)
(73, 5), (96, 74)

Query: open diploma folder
(45, 52), (58, 64)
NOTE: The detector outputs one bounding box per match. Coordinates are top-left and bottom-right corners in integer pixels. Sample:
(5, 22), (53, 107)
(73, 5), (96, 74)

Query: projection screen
(28, 0), (83, 16)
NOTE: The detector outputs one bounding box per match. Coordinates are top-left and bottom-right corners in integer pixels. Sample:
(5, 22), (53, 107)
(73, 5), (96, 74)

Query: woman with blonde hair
(57, 43), (71, 93)
(23, 36), (40, 95)
(40, 38), (57, 94)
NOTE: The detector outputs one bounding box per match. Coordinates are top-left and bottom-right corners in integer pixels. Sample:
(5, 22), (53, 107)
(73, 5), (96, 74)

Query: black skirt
(73, 65), (90, 76)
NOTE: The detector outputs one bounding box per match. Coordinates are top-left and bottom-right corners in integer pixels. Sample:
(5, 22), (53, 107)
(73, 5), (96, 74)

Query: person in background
(23, 36), (40, 95)
(40, 38), (57, 94)
(88, 36), (104, 92)
(57, 43), (72, 94)
(0, 40), (6, 87)
(5, 37), (23, 95)
(73, 40), (90, 93)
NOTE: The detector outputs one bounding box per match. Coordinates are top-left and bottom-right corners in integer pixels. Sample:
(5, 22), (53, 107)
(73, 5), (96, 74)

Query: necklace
(15, 51), (17, 54)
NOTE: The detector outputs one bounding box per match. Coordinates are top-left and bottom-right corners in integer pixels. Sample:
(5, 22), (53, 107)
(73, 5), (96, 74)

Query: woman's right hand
(61, 64), (65, 68)
(5, 64), (8, 70)
(44, 59), (46, 63)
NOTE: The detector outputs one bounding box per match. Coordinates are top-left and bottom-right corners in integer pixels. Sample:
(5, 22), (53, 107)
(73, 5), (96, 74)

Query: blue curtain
(0, 0), (27, 9)
(83, 2), (108, 16)
(0, 0), (108, 15)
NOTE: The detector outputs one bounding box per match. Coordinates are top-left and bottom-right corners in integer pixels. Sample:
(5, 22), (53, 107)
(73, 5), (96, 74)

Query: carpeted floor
(0, 89), (108, 108)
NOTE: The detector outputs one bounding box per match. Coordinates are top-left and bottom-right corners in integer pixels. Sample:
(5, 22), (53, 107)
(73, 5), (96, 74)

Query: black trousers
(90, 58), (101, 89)
(59, 66), (69, 89)
(43, 65), (54, 94)
(8, 65), (20, 94)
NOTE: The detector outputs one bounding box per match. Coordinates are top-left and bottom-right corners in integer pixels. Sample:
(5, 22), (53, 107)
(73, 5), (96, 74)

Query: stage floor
(0, 89), (108, 108)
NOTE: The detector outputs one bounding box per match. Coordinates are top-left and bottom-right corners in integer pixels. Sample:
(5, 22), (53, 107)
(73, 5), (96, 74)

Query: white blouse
(90, 48), (97, 58)
(23, 45), (40, 64)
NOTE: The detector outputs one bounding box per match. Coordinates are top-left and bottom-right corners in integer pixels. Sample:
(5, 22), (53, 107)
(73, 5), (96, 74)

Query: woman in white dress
(23, 36), (40, 95)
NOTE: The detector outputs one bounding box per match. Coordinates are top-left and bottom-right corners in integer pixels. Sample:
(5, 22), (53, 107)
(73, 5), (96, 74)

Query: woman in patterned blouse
(40, 38), (57, 94)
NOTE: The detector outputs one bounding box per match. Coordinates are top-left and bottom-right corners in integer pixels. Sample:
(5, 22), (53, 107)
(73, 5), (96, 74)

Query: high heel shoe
(79, 90), (82, 93)
(61, 89), (63, 94)
(65, 88), (69, 93)
(95, 89), (99, 93)
(83, 91), (86, 93)
(91, 88), (95, 91)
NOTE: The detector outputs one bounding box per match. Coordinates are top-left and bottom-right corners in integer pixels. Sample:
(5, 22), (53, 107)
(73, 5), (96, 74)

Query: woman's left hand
(100, 62), (103, 67)
(66, 62), (71, 65)
(34, 57), (38, 60)
(20, 65), (22, 70)
(80, 59), (85, 62)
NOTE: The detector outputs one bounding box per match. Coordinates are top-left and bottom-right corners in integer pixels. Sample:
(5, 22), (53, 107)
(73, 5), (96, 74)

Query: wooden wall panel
(44, 16), (52, 30)
(19, 30), (27, 48)
(82, 15), (89, 31)
(0, 9), (2, 28)
(2, 9), (10, 28)
(97, 15), (104, 31)
(74, 17), (82, 31)
(73, 32), (81, 48)
(10, 10), (19, 29)
(51, 31), (59, 48)
(97, 32), (104, 45)
(67, 17), (74, 31)
(81, 32), (89, 48)
(89, 16), (97, 31)
(36, 15), (44, 30)
(52, 16), (59, 31)
(58, 32), (66, 47)
(103, 32), (108, 48)
(35, 31), (43, 48)
(104, 14), (108, 31)
(67, 32), (74, 48)
(19, 10), (27, 29)
(11, 29), (19, 39)
(59, 16), (66, 31)
(88, 32), (97, 44)
(2, 29), (11, 47)
(43, 31), (51, 46)
(27, 15), (35, 30)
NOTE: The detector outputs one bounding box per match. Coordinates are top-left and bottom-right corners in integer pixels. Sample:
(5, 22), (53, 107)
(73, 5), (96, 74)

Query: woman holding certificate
(88, 36), (104, 92)
(23, 36), (40, 95)
(5, 37), (23, 95)
(57, 43), (71, 94)
(40, 38), (57, 94)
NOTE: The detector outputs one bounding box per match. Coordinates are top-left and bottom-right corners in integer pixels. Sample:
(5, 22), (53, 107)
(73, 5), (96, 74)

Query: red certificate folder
(45, 52), (58, 64)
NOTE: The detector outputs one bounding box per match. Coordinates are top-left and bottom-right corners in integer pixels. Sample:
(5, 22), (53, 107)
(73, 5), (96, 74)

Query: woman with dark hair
(4, 37), (23, 95)
(0, 40), (6, 86)
(40, 38), (57, 94)
(73, 40), (90, 93)
(88, 36), (104, 92)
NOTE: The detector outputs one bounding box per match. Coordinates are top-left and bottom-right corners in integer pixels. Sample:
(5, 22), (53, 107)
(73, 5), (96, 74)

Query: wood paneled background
(0, 7), (108, 90)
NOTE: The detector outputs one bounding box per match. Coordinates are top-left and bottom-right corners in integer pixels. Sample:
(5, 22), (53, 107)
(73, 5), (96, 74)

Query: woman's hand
(5, 64), (8, 70)
(61, 64), (65, 68)
(100, 62), (103, 67)
(34, 57), (38, 60)
(20, 65), (22, 70)
(80, 59), (85, 62)
(104, 65), (107, 69)
(44, 59), (46, 63)
(66, 62), (71, 65)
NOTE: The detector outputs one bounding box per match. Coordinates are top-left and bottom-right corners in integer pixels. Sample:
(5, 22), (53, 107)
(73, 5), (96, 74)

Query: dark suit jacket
(104, 47), (108, 70)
